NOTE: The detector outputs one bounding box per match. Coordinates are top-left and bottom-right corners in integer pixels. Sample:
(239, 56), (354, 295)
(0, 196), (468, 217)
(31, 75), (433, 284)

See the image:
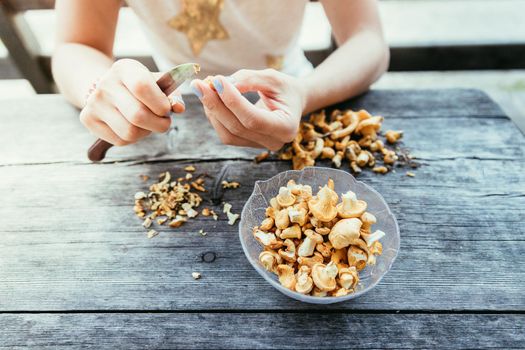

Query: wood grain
(0, 158), (523, 311)
(0, 313), (523, 349)
(0, 90), (523, 348)
(0, 89), (508, 165)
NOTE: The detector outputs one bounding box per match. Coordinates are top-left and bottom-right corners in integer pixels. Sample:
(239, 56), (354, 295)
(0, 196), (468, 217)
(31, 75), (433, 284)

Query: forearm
(301, 30), (389, 114)
(52, 43), (113, 108)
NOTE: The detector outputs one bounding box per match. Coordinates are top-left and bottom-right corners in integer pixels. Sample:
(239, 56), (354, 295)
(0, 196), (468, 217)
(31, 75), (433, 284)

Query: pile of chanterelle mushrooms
(275, 109), (404, 174)
(253, 179), (385, 297)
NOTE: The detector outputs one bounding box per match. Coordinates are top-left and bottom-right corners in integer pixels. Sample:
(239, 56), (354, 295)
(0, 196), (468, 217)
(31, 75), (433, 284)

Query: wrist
(296, 76), (318, 115)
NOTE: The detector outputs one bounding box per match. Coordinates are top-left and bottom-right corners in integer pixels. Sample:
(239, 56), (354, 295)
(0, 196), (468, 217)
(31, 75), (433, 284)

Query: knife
(87, 62), (200, 162)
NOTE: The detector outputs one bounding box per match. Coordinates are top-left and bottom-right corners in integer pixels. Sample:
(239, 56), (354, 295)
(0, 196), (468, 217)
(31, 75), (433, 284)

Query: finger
(89, 120), (131, 146)
(206, 111), (262, 148)
(98, 103), (151, 142)
(211, 75), (291, 143)
(80, 107), (130, 146)
(109, 84), (171, 133)
(192, 79), (283, 150)
(114, 59), (171, 116)
(168, 90), (185, 113)
(230, 68), (282, 94)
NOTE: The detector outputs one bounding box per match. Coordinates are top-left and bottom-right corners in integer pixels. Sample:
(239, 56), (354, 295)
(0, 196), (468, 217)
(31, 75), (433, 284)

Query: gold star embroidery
(266, 55), (284, 70)
(168, 0), (229, 56)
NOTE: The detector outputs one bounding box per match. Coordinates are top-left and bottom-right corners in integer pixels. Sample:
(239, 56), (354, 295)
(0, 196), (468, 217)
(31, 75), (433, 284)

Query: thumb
(168, 90), (185, 113)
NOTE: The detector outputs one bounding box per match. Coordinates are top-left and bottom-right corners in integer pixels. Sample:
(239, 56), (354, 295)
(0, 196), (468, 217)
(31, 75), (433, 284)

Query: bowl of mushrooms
(239, 167), (400, 304)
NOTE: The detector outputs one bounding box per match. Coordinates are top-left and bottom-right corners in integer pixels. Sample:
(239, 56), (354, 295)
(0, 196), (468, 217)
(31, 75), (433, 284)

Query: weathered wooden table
(0, 90), (524, 349)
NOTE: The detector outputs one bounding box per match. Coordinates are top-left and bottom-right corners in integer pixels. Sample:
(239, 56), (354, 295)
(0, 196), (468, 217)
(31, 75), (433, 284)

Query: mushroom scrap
(266, 108), (413, 174)
(252, 179), (386, 297)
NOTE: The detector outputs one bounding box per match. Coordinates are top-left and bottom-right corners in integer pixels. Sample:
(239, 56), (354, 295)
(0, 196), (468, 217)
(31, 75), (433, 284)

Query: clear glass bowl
(239, 167), (400, 304)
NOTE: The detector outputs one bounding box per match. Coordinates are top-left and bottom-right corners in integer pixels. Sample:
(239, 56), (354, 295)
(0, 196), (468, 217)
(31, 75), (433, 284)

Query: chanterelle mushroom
(259, 217), (275, 231)
(276, 264), (296, 290)
(312, 262), (338, 292)
(259, 250), (281, 272)
(362, 229), (385, 247)
(330, 111), (359, 140)
(328, 218), (362, 249)
(298, 230), (324, 257)
(253, 229), (282, 250)
(337, 191), (367, 218)
(280, 224), (302, 240)
(338, 266), (359, 290)
(297, 252), (324, 268)
(356, 116), (383, 139)
(278, 239), (297, 262)
(295, 266), (314, 294)
(360, 212), (376, 235)
(276, 187), (296, 207)
(385, 130), (403, 144)
(275, 208), (290, 230)
(347, 245), (368, 270)
(288, 207), (308, 226)
(308, 185), (338, 222)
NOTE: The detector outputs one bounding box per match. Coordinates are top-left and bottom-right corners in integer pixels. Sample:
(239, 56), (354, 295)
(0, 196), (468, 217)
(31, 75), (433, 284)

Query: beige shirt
(125, 0), (314, 78)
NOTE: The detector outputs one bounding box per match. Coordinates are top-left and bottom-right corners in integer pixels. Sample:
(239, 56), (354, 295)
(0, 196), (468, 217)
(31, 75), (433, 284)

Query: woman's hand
(190, 69), (306, 151)
(79, 59), (185, 146)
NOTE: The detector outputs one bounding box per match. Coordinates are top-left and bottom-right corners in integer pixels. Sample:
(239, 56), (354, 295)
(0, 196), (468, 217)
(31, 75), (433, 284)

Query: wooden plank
(0, 313), (523, 349)
(0, 158), (523, 311)
(0, 3), (53, 93)
(0, 89), (510, 166)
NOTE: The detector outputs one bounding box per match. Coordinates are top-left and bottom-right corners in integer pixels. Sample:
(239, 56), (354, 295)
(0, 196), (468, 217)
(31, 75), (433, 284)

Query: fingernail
(212, 78), (224, 94)
(172, 94), (185, 106)
(190, 81), (203, 99)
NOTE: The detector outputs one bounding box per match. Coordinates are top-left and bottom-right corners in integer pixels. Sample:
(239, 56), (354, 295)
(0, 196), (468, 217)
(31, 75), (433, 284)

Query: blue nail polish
(190, 83), (203, 99)
(173, 94), (185, 106)
(213, 78), (224, 94)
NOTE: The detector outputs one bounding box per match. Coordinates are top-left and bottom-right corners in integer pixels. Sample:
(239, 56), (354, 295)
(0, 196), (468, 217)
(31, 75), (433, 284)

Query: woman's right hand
(79, 59), (185, 146)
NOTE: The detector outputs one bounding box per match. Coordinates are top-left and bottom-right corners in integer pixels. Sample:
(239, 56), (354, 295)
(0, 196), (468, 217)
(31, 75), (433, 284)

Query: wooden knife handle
(87, 139), (113, 162)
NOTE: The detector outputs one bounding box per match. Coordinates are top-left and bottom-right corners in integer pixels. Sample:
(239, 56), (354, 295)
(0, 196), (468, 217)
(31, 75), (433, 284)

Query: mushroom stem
(362, 229), (385, 247)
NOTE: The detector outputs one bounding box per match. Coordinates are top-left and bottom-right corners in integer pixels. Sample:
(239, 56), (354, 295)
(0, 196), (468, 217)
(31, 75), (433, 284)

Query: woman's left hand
(190, 69), (306, 151)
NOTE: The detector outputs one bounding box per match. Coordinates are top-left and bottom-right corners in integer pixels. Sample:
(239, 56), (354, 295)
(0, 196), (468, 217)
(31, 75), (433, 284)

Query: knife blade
(87, 63), (200, 162)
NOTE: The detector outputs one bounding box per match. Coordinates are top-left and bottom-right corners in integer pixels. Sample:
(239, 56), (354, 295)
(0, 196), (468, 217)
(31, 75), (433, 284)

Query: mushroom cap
(312, 262), (338, 292)
(308, 185), (339, 222)
(253, 229), (276, 247)
(338, 266), (359, 289)
(295, 269), (314, 294)
(360, 212), (377, 227)
(275, 208), (290, 230)
(356, 109), (372, 121)
(316, 241), (333, 258)
(276, 187), (296, 207)
(276, 264), (296, 290)
(259, 217), (275, 231)
(297, 252), (324, 268)
(280, 224), (302, 239)
(356, 116), (383, 136)
(259, 251), (280, 271)
(278, 239), (297, 262)
(328, 218), (362, 249)
(337, 192), (367, 219)
(347, 245), (368, 270)
(330, 248), (348, 265)
(288, 207), (308, 226)
(332, 287), (350, 297)
(297, 230), (323, 257)
(312, 287), (328, 297)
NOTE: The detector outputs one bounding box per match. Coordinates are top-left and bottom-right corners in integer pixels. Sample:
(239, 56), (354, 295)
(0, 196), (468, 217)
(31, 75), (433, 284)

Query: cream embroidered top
(125, 0), (314, 78)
